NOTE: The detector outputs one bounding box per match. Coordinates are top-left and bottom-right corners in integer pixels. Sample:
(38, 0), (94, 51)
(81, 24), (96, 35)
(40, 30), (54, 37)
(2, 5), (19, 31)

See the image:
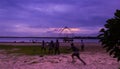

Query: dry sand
(0, 42), (120, 69)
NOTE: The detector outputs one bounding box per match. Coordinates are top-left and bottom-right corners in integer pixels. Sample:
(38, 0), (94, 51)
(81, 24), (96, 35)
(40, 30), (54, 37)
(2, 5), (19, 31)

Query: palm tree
(98, 9), (120, 62)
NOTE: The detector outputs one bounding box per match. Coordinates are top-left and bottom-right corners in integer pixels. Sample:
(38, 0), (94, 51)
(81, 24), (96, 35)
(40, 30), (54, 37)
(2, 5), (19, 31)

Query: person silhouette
(48, 40), (54, 54)
(54, 39), (60, 55)
(81, 40), (85, 51)
(70, 42), (86, 65)
(41, 40), (46, 53)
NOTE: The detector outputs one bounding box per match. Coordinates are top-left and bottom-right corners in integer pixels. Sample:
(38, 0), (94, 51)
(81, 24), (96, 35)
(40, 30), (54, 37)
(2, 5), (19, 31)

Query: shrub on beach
(98, 9), (120, 62)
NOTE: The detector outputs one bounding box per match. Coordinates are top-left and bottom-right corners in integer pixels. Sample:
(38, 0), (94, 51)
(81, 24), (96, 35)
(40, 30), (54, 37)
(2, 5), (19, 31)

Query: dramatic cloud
(4, 24), (101, 37)
(0, 0), (120, 36)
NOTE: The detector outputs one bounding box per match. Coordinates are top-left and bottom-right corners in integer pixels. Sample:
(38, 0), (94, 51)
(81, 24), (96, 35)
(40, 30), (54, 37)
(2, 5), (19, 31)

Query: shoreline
(0, 42), (100, 46)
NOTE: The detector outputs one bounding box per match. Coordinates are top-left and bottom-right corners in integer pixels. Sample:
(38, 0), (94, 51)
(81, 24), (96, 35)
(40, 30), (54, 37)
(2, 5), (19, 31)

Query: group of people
(41, 39), (86, 65)
(41, 39), (60, 55)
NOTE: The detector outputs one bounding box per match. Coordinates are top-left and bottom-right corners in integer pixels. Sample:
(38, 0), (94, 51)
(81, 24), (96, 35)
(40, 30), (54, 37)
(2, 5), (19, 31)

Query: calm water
(0, 38), (99, 43)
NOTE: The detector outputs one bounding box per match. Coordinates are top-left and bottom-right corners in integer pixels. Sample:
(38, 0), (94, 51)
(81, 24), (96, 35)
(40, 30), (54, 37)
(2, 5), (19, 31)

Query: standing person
(54, 39), (60, 55)
(70, 42), (86, 65)
(81, 39), (85, 51)
(48, 40), (54, 54)
(41, 40), (46, 53)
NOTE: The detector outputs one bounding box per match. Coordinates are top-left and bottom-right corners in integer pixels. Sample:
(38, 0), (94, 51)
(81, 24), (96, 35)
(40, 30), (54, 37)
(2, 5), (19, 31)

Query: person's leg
(58, 49), (60, 54)
(76, 55), (86, 65)
(43, 48), (46, 54)
(72, 54), (76, 63)
(41, 47), (43, 54)
(49, 49), (51, 54)
(51, 49), (53, 54)
(55, 48), (60, 55)
(55, 48), (57, 55)
(81, 45), (84, 51)
(56, 49), (59, 55)
(82, 45), (84, 51)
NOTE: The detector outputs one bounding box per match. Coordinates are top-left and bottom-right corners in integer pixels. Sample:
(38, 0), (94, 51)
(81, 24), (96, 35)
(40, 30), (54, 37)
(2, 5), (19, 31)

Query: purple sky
(0, 0), (120, 37)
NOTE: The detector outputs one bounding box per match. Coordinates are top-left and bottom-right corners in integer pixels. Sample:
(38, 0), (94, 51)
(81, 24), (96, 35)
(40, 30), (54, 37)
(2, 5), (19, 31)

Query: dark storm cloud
(0, 0), (120, 36)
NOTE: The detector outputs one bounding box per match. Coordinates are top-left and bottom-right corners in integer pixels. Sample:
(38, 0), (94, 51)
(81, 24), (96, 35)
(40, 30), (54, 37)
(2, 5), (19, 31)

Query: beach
(0, 42), (119, 69)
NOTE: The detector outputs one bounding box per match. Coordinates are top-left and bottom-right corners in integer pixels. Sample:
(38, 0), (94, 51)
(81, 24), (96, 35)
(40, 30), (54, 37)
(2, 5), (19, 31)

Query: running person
(70, 43), (86, 65)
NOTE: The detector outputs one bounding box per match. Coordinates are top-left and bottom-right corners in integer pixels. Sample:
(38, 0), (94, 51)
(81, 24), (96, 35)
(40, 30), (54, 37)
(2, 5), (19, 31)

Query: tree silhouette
(98, 10), (120, 62)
